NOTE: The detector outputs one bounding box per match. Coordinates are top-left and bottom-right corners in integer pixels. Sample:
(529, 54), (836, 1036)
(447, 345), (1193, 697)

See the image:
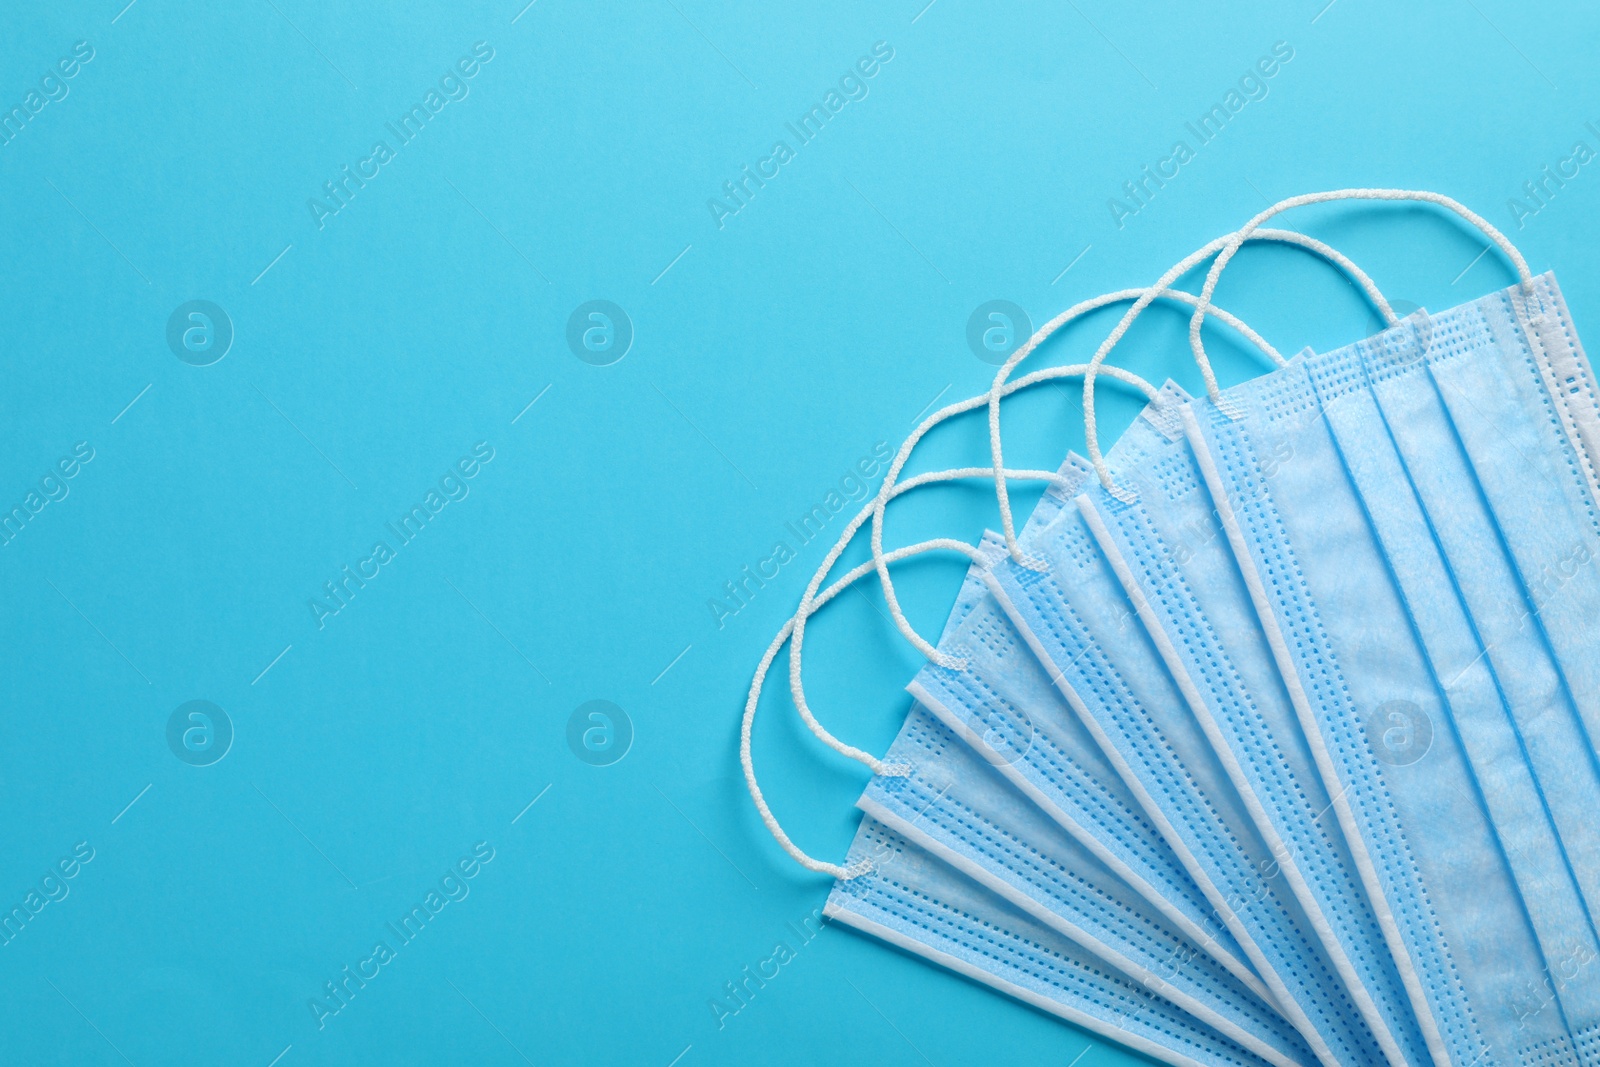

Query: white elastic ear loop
(743, 468), (1083, 879)
(996, 229), (1396, 565)
(788, 363), (1158, 740)
(1184, 189), (1535, 405)
(875, 228), (1388, 653)
(747, 212), (1412, 877)
(980, 283), (1279, 577)
(755, 225), (1396, 873)
(866, 354), (1162, 669)
(1024, 228), (1399, 544)
(772, 228), (1394, 841)
(786, 458), (1090, 779)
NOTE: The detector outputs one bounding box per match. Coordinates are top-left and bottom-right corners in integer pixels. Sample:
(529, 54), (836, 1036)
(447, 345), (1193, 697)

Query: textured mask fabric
(1183, 347), (1600, 1067)
(1334, 287), (1600, 927)
(1402, 275), (1600, 879)
(908, 502), (1266, 1000)
(988, 450), (1385, 1067)
(1077, 382), (1432, 1067)
(824, 816), (1287, 1067)
(857, 698), (1311, 1067)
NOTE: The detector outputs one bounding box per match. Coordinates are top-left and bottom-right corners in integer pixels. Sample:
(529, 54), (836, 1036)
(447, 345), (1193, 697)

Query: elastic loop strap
(1187, 188), (1533, 404)
(1000, 227), (1395, 556)
(745, 482), (1073, 879)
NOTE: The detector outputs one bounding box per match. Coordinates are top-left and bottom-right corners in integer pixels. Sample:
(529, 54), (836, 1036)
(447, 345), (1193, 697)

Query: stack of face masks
(741, 189), (1600, 1067)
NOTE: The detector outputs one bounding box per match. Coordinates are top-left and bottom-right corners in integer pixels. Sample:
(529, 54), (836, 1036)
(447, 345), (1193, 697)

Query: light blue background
(0, 1), (1595, 1064)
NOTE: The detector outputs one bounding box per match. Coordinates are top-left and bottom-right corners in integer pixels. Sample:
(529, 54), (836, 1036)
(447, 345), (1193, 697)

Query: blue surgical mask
(908, 527), (1264, 1000)
(858, 696), (1311, 1066)
(864, 533), (1308, 1062)
(1183, 321), (1600, 1067)
(1332, 280), (1600, 927)
(989, 445), (1389, 1066)
(826, 815), (1295, 1067)
(1076, 381), (1433, 1067)
(1408, 275), (1600, 857)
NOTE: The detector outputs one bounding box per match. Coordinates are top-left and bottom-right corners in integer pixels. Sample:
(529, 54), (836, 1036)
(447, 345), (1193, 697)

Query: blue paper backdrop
(1, 0), (1596, 1064)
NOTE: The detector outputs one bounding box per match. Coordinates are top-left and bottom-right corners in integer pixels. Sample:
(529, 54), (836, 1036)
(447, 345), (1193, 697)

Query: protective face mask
(740, 449), (1292, 1067)
(1076, 381), (1433, 1067)
(735, 306), (1314, 1067)
(869, 527), (1308, 1059)
(1330, 277), (1600, 922)
(825, 815), (1295, 1067)
(859, 698), (1311, 1067)
(907, 523), (1264, 1000)
(989, 447), (1388, 1067)
(1184, 336), (1600, 1067)
(1313, 276), (1600, 1059)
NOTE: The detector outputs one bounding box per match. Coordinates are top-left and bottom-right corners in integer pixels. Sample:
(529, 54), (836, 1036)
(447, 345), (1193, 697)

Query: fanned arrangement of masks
(741, 189), (1600, 1067)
